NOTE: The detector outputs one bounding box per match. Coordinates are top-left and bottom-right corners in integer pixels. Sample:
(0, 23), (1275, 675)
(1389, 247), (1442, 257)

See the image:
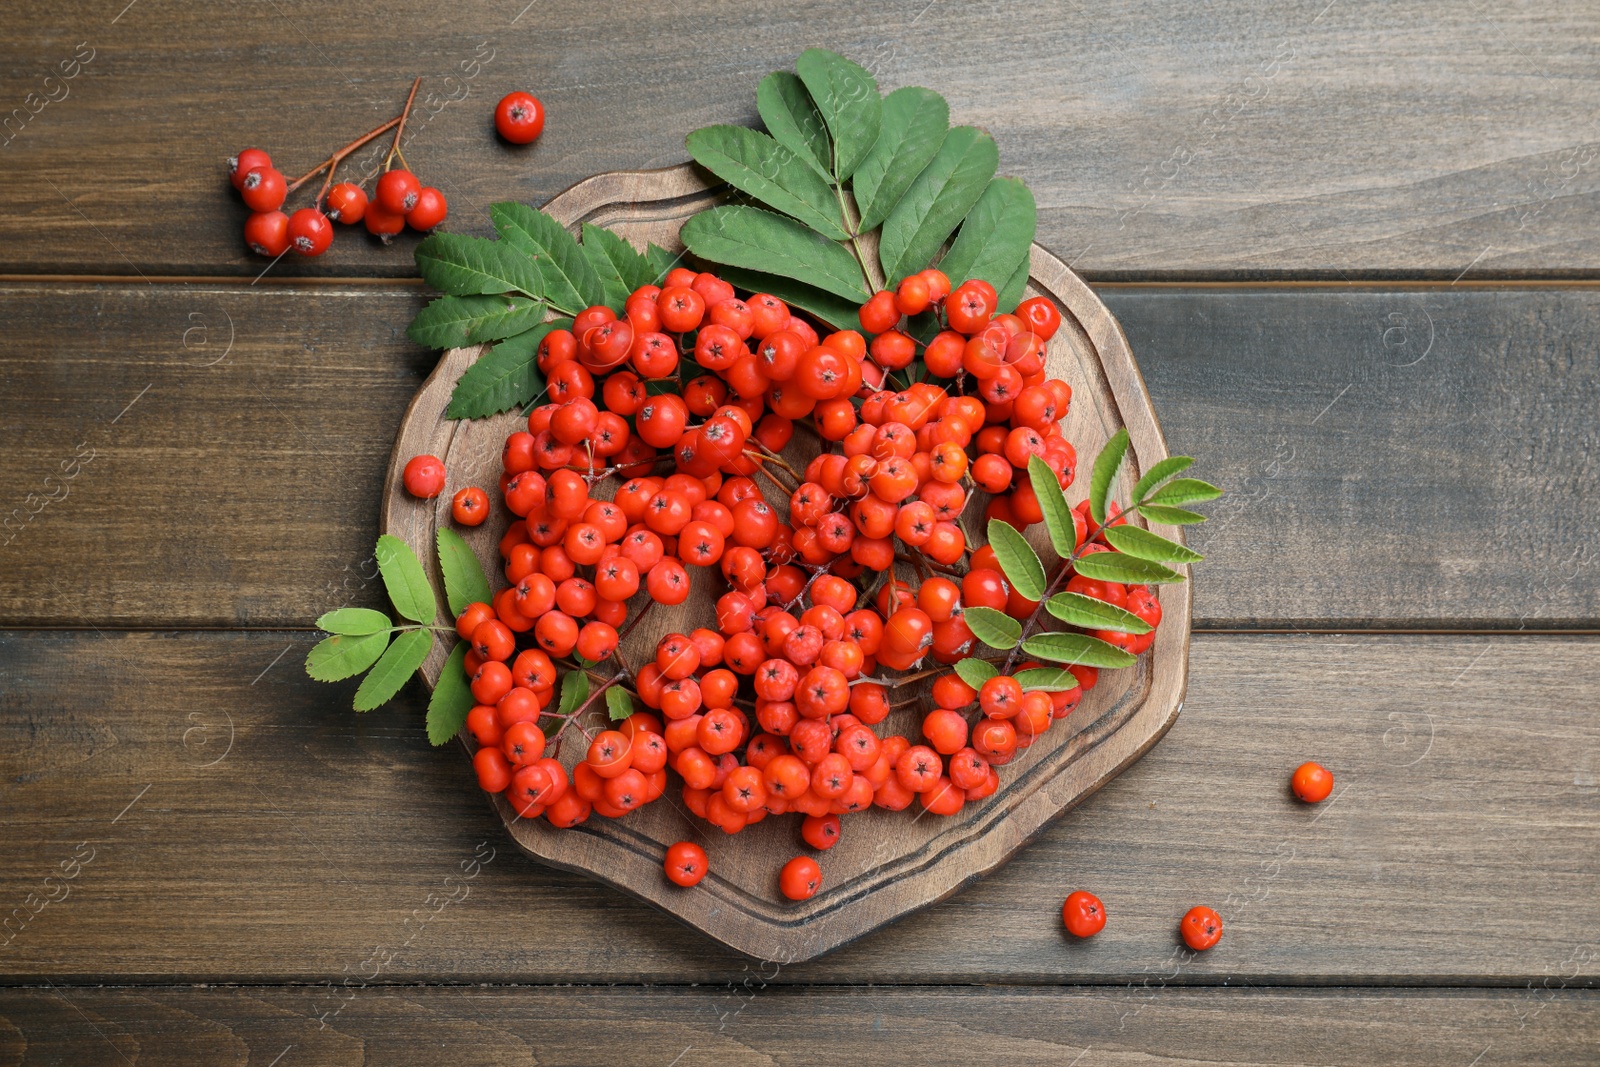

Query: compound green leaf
(686, 125), (848, 240)
(445, 318), (569, 420)
(853, 86), (949, 231)
(353, 628), (434, 711)
(489, 202), (607, 313)
(406, 293), (548, 349)
(936, 177), (1036, 298)
(681, 205), (870, 303)
(415, 233), (542, 298)
(794, 48), (882, 181)
(374, 534), (436, 624)
(756, 70), (833, 179)
(878, 126), (998, 285)
(1132, 456), (1195, 505)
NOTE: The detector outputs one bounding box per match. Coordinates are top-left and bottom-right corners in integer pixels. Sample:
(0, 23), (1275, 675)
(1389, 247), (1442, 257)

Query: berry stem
(383, 77), (424, 172)
(285, 116), (402, 195)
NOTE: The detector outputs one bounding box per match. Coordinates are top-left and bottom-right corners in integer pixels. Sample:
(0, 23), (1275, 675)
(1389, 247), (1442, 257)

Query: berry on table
(407, 186), (448, 231)
(495, 91), (546, 144)
(1061, 890), (1106, 938)
(779, 855), (821, 901)
(452, 486), (490, 526)
(243, 211), (290, 257)
(375, 169), (421, 214)
(1290, 761), (1334, 803)
(402, 454), (447, 499)
(1180, 906), (1223, 951)
(664, 841), (707, 887)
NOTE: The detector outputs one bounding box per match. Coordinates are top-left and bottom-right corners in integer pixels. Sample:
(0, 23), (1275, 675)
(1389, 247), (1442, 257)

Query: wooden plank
(0, 2), (1597, 278)
(2, 283), (1596, 629)
(1, 631), (1595, 984)
(1, 985), (1595, 1066)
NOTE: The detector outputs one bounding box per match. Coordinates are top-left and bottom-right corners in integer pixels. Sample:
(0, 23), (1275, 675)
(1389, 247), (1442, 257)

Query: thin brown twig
(286, 117), (401, 195)
(383, 77), (423, 171)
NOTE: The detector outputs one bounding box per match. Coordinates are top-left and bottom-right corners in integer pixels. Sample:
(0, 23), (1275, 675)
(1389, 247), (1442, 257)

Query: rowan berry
(779, 855), (822, 900)
(495, 91), (546, 144)
(402, 454), (447, 499)
(239, 166), (287, 212)
(287, 208), (333, 256)
(1062, 891), (1106, 937)
(1181, 906), (1223, 951)
(376, 169), (421, 214)
(407, 187), (448, 230)
(1291, 761), (1334, 803)
(452, 486), (489, 525)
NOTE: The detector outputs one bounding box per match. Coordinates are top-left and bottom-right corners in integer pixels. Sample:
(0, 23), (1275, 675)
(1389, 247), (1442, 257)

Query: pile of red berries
(407, 262), (1172, 902)
(230, 146), (447, 258)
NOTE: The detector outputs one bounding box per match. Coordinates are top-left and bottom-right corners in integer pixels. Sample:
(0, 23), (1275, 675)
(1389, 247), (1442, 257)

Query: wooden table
(2, 3), (1596, 1063)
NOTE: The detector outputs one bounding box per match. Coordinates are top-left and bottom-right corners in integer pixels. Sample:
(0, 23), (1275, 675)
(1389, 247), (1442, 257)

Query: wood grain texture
(1, 2), (1597, 279)
(377, 163), (1187, 961)
(1, 284), (1595, 630)
(1, 631), (1594, 984)
(1, 985), (1596, 1066)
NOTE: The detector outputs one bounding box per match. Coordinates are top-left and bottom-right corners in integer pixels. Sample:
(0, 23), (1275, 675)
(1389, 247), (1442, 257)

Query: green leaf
(686, 125), (848, 240)
(353, 628), (434, 711)
(853, 86), (949, 231)
(414, 233), (542, 298)
(406, 294), (549, 349)
(1028, 455), (1077, 560)
(714, 265), (862, 331)
(953, 657), (999, 690)
(756, 71), (833, 180)
(1046, 592), (1152, 634)
(606, 686), (635, 722)
(1015, 667), (1081, 693)
(1132, 456), (1195, 505)
(1090, 427), (1131, 526)
(436, 528), (493, 616)
(963, 606), (1022, 651)
(878, 126), (998, 285)
(445, 318), (568, 420)
(558, 669), (590, 716)
(644, 242), (682, 286)
(1103, 525), (1204, 564)
(681, 206), (871, 303)
(986, 518), (1046, 602)
(315, 608), (391, 636)
(306, 631), (391, 682)
(935, 177), (1037, 298)
(1148, 478), (1224, 507)
(1073, 551), (1184, 585)
(996, 253), (1032, 316)
(794, 48), (881, 182)
(1137, 503), (1209, 526)
(374, 534), (437, 624)
(580, 223), (654, 306)
(1021, 631), (1137, 670)
(426, 642), (475, 745)
(489, 202), (608, 313)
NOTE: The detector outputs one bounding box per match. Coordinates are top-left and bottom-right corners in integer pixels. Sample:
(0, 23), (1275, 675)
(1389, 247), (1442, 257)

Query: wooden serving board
(380, 164), (1191, 962)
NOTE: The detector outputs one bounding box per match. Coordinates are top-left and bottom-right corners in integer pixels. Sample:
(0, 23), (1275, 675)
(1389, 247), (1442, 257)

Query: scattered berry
(1180, 906), (1223, 951)
(664, 841), (707, 887)
(453, 486), (490, 526)
(495, 91), (546, 144)
(403, 454), (447, 499)
(779, 855), (821, 900)
(1061, 890), (1106, 938)
(243, 210), (290, 257)
(1290, 761), (1334, 803)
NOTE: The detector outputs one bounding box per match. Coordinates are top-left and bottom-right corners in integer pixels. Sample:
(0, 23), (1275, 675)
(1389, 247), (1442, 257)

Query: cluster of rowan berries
(404, 261), (1179, 903)
(229, 147), (447, 258)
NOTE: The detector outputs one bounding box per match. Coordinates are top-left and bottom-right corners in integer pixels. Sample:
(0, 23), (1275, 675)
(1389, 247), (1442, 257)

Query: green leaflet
(685, 125), (848, 240)
(315, 607), (391, 636)
(445, 318), (568, 420)
(436, 528), (493, 615)
(644, 242), (683, 286)
(1137, 503), (1209, 526)
(558, 669), (590, 715)
(489, 202), (607, 314)
(996, 254), (1032, 316)
(406, 294), (548, 349)
(374, 534), (436, 624)
(426, 642), (475, 745)
(853, 86), (949, 232)
(1014, 667), (1081, 693)
(794, 48), (881, 182)
(354, 628), (434, 711)
(1021, 631), (1137, 670)
(414, 233), (542, 298)
(581, 223), (655, 305)
(1046, 592), (1153, 634)
(1028, 455), (1077, 561)
(1089, 427), (1131, 526)
(953, 657), (999, 690)
(1148, 478), (1224, 507)
(987, 518), (1046, 601)
(606, 686), (634, 722)
(936, 177), (1036, 299)
(878, 126), (998, 285)
(963, 606), (1022, 651)
(681, 206), (871, 303)
(1132, 456), (1195, 505)
(1103, 525), (1204, 564)
(757, 71), (833, 179)
(1072, 551), (1184, 585)
(712, 265), (863, 331)
(306, 631), (391, 682)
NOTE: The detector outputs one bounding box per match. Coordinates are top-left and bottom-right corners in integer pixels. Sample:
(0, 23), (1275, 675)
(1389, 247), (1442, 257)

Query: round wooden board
(380, 164), (1191, 963)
